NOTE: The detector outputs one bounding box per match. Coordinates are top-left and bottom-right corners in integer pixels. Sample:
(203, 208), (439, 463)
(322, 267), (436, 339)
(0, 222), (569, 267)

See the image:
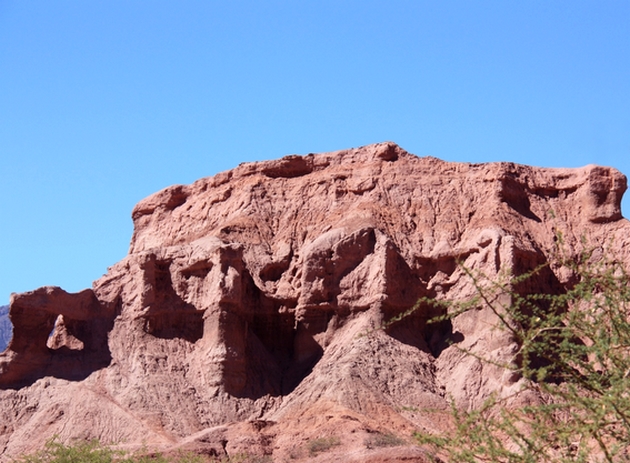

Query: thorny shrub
(414, 242), (630, 462)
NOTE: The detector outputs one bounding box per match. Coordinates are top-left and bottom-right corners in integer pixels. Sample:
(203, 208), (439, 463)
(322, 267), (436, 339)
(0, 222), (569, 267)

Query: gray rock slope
(0, 306), (11, 352)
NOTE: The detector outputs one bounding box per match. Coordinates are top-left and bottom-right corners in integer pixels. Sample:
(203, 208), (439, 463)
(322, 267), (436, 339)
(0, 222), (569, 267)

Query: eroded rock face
(1, 142), (628, 462)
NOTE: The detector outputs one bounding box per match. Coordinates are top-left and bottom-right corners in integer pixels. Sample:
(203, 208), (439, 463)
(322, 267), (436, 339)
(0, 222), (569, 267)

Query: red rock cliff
(0, 142), (628, 462)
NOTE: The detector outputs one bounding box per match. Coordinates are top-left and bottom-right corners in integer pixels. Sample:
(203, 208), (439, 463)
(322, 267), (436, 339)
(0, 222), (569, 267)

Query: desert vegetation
(364, 432), (406, 449)
(306, 436), (341, 457)
(415, 243), (630, 462)
(11, 438), (270, 463)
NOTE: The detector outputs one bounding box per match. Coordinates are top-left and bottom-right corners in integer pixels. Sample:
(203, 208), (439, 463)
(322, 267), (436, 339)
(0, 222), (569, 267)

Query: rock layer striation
(1, 143), (629, 461)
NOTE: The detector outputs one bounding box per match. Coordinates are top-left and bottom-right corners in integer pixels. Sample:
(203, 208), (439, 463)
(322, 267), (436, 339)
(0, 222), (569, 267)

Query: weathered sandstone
(0, 142), (628, 461)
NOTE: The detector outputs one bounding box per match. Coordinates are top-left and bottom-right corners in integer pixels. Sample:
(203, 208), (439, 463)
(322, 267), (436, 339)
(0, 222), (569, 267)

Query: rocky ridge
(0, 142), (628, 462)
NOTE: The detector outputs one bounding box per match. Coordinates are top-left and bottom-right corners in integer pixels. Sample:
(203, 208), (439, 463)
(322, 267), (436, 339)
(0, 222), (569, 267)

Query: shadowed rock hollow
(1, 142), (628, 462)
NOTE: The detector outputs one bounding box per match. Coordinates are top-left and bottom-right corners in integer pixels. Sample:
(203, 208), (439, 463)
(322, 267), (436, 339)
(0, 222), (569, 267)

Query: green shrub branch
(416, 245), (630, 462)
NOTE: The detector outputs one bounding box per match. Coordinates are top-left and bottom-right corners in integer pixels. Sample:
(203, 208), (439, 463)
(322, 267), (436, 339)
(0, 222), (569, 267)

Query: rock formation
(0, 142), (628, 462)
(0, 306), (11, 353)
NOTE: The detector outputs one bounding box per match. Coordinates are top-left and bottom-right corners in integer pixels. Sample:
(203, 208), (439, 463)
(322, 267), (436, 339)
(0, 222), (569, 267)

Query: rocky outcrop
(0, 143), (628, 462)
(0, 306), (10, 353)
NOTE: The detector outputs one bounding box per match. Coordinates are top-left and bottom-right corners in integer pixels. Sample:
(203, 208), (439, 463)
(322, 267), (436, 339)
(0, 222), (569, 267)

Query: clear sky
(1, 1), (629, 305)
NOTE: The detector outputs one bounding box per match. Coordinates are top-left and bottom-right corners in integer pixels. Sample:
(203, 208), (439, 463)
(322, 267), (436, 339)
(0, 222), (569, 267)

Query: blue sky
(1, 1), (629, 304)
